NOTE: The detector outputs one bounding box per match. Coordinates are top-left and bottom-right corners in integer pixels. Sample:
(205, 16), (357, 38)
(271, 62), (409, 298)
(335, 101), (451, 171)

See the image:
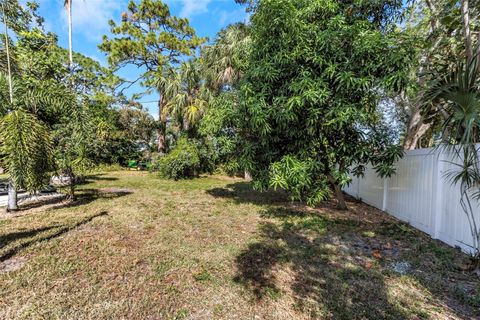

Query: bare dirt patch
(0, 256), (27, 273)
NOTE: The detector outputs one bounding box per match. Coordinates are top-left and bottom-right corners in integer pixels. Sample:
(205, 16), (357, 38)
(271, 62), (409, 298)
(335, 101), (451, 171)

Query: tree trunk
(67, 0), (73, 71)
(461, 0), (472, 62)
(157, 124), (166, 154)
(157, 96), (167, 154)
(401, 0), (441, 151)
(65, 168), (76, 201)
(333, 182), (347, 210)
(2, 3), (13, 104)
(327, 174), (347, 210)
(403, 109), (432, 150)
(6, 181), (18, 212)
(68, 180), (76, 201)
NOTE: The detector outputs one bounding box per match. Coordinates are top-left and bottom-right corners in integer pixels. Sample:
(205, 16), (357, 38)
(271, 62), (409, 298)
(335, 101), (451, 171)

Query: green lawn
(0, 171), (478, 319)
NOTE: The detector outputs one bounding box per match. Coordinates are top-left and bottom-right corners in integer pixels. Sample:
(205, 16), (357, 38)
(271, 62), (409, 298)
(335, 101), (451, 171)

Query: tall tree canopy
(239, 0), (413, 209)
(99, 0), (205, 153)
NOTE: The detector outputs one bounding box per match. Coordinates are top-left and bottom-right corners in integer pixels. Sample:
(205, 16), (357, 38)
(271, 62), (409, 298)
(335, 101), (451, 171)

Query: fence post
(382, 178), (388, 211)
(431, 149), (445, 239)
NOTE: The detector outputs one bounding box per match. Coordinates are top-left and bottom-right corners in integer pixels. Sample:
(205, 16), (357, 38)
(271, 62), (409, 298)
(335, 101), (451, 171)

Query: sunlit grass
(0, 170), (477, 319)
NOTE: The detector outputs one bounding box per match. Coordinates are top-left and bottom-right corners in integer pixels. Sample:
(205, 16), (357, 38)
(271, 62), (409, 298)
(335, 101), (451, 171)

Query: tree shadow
(18, 188), (132, 211)
(0, 225), (61, 249)
(207, 182), (350, 211)
(76, 173), (119, 186)
(0, 211), (108, 262)
(207, 182), (289, 206)
(235, 206), (477, 319)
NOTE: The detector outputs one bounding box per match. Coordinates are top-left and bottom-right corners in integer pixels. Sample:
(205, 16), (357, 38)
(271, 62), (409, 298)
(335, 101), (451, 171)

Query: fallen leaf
(372, 250), (382, 259)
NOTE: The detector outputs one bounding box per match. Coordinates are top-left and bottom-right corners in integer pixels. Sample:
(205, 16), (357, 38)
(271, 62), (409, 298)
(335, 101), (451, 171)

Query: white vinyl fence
(344, 146), (480, 254)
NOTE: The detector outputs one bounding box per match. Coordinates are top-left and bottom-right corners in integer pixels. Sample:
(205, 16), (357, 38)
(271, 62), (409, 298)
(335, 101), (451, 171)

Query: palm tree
(200, 24), (251, 179)
(0, 109), (54, 192)
(64, 0), (73, 71)
(0, 3), (65, 211)
(424, 55), (480, 265)
(201, 23), (250, 92)
(421, 0), (480, 266)
(2, 1), (17, 211)
(164, 60), (210, 132)
(155, 66), (177, 153)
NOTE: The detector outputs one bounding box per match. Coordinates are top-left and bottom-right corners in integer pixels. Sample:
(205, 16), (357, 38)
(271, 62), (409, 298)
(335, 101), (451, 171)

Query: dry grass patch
(0, 171), (478, 319)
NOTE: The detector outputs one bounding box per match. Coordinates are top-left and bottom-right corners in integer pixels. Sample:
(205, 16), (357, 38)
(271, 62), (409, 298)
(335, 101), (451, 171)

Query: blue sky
(30, 0), (249, 118)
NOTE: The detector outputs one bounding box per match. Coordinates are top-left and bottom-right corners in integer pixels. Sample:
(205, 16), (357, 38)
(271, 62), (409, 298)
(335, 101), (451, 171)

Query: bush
(158, 137), (201, 180)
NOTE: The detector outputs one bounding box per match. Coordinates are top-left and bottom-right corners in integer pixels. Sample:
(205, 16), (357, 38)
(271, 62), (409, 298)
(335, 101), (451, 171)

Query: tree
(0, 109), (54, 196)
(0, 27), (76, 204)
(0, 27), (61, 211)
(239, 0), (411, 209)
(201, 23), (250, 92)
(164, 60), (210, 132)
(99, 0), (205, 153)
(2, 0), (17, 211)
(64, 0), (73, 71)
(118, 101), (156, 147)
(397, 0), (467, 149)
(197, 23), (251, 175)
(5, 20), (128, 202)
(0, 0), (144, 208)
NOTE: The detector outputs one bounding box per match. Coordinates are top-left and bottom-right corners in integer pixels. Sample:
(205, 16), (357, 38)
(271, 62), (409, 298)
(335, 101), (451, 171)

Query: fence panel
(344, 146), (480, 254)
(357, 165), (384, 209)
(437, 156), (480, 252)
(385, 149), (436, 234)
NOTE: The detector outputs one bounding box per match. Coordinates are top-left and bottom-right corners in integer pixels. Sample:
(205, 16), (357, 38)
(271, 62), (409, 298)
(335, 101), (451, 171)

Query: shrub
(158, 137), (201, 180)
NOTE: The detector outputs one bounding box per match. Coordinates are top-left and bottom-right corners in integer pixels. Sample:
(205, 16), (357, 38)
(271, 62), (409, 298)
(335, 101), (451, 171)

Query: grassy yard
(0, 171), (478, 319)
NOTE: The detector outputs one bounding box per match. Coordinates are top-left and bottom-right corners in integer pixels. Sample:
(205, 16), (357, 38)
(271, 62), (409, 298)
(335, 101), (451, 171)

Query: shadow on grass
(0, 211), (108, 262)
(18, 188), (132, 211)
(234, 206), (475, 319)
(207, 182), (289, 206)
(77, 173), (119, 186)
(0, 225), (61, 249)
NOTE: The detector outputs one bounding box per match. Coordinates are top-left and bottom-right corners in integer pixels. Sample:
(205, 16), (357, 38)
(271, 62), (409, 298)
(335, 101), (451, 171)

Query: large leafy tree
(99, 0), (205, 153)
(118, 101), (156, 147)
(239, 0), (412, 209)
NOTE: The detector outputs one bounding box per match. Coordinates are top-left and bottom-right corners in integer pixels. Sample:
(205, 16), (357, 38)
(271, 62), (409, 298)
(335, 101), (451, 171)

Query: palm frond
(0, 109), (54, 192)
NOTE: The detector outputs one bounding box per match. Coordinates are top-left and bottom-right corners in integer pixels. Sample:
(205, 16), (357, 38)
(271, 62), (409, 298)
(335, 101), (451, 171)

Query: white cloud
(62, 0), (122, 41)
(178, 0), (211, 19)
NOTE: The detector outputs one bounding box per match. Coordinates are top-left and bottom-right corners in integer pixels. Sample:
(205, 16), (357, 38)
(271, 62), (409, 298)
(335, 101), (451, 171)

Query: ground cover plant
(0, 170), (478, 319)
